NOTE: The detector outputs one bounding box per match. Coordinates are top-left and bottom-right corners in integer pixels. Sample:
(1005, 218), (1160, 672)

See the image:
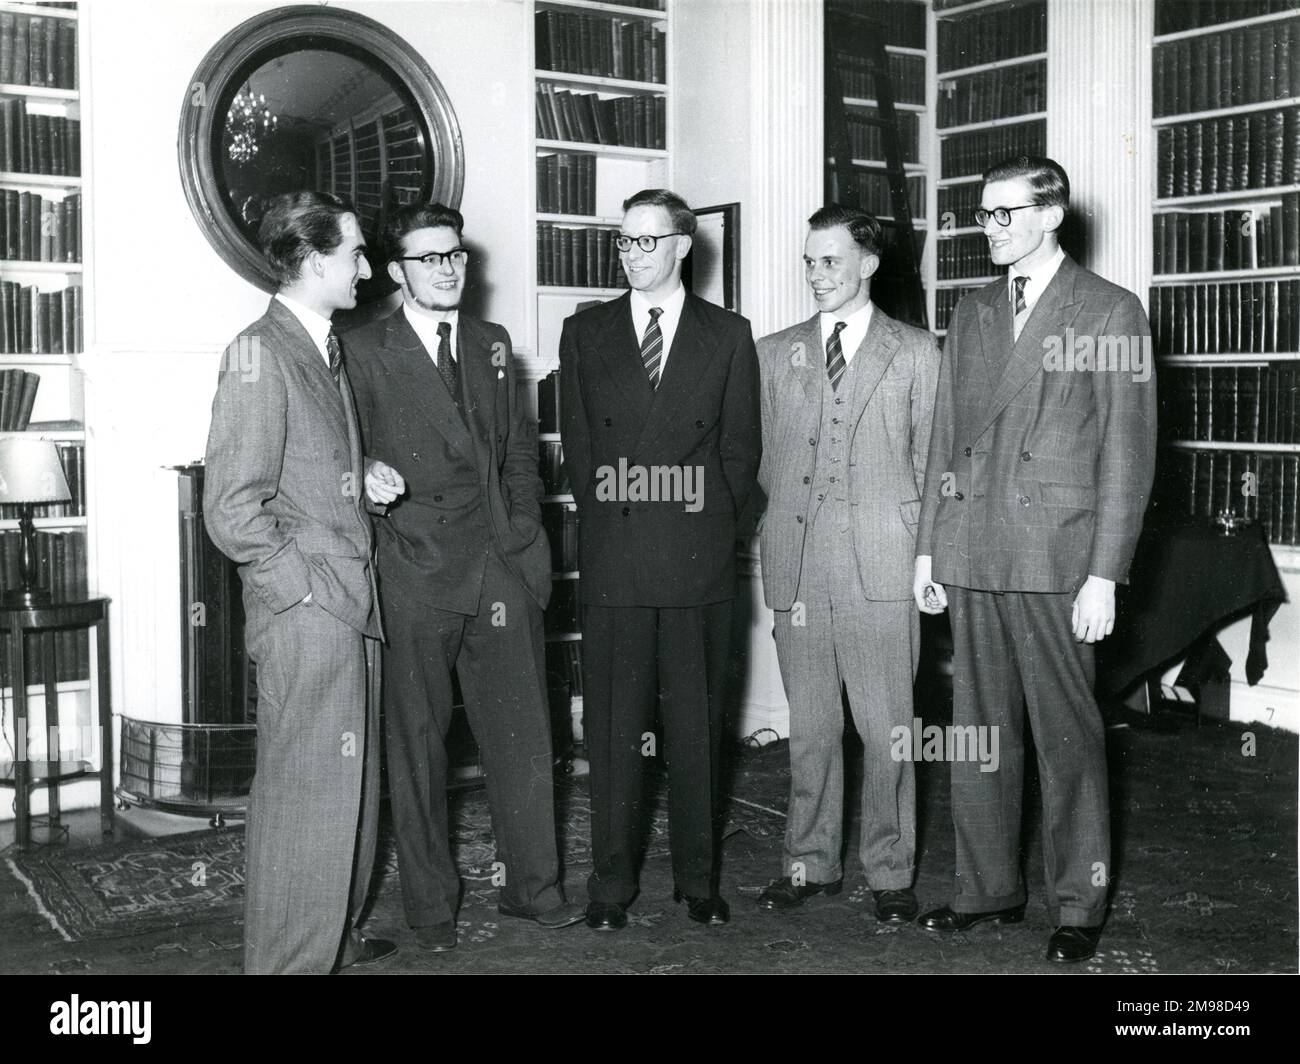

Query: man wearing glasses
(913, 157), (1156, 962)
(559, 189), (761, 930)
(346, 203), (583, 954)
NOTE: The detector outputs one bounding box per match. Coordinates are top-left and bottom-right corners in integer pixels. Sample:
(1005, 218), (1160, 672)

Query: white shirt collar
(819, 300), (874, 366)
(630, 283), (686, 322)
(403, 303), (459, 365)
(275, 292), (333, 364)
(1010, 246), (1066, 312)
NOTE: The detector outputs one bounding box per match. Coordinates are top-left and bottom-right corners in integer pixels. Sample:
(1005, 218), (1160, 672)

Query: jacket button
(1019, 495), (1031, 506)
(412, 451), (420, 460)
(438, 516), (447, 524)
(954, 491), (964, 500)
(604, 417), (613, 426)
(808, 437), (816, 446)
(1021, 451), (1032, 461)
(802, 476), (810, 484)
(434, 494), (443, 502)
(796, 515), (804, 523)
(695, 419), (705, 428)
(622, 506), (630, 516)
(333, 448), (341, 460)
(963, 446), (972, 457)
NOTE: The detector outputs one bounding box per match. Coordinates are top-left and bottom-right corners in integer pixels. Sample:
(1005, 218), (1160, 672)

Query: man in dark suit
(204, 191), (404, 974)
(913, 157), (1156, 962)
(345, 203), (583, 953)
(755, 206), (939, 925)
(560, 188), (761, 930)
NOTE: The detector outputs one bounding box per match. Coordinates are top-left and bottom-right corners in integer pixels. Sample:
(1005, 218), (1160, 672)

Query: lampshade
(0, 437), (72, 505)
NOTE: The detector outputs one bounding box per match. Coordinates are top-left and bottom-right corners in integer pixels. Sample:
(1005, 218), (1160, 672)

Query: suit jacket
(203, 297), (380, 638)
(559, 289), (761, 607)
(916, 253), (1157, 592)
(756, 305), (940, 608)
(344, 308), (551, 615)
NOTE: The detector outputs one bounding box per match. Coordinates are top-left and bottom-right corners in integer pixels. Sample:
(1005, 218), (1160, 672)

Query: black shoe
(873, 888), (919, 925)
(414, 922), (457, 953)
(499, 900), (586, 929)
(674, 888), (730, 925)
(1046, 924), (1102, 963)
(343, 935), (399, 967)
(585, 901), (627, 931)
(757, 876), (844, 911)
(917, 904), (1026, 932)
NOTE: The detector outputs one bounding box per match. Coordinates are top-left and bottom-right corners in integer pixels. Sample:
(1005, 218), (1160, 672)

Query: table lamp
(0, 437), (73, 607)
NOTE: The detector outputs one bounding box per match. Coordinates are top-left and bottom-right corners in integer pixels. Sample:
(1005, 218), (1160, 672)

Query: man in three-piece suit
(560, 188), (761, 930)
(913, 157), (1156, 962)
(345, 203), (583, 953)
(755, 205), (940, 925)
(204, 191), (404, 974)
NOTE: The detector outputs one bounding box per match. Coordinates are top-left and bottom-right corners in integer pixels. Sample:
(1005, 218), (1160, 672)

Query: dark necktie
(436, 320), (457, 397)
(641, 306), (664, 390)
(327, 329), (343, 385)
(825, 320), (847, 391)
(1013, 274), (1029, 316)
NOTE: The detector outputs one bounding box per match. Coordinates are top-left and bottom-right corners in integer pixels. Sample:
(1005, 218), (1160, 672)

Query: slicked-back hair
(981, 155), (1071, 209)
(385, 201), (465, 260)
(258, 191), (354, 287)
(622, 188), (697, 236)
(807, 204), (882, 257)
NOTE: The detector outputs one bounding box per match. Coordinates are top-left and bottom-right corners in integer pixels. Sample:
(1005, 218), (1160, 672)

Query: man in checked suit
(204, 191), (403, 974)
(754, 205), (940, 925)
(560, 188), (761, 930)
(345, 203), (583, 953)
(913, 157), (1156, 962)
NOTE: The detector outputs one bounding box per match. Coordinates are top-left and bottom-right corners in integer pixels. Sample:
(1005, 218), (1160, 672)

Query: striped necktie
(327, 329), (343, 385)
(641, 306), (664, 390)
(1012, 275), (1029, 341)
(825, 320), (847, 391)
(436, 320), (458, 397)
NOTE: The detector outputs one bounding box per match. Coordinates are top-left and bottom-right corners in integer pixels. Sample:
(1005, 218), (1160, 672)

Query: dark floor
(1, 693), (1295, 975)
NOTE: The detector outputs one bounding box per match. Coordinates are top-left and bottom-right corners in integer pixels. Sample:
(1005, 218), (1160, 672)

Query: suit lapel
(593, 293), (654, 422)
(456, 314), (500, 478)
(379, 310), (477, 464)
(336, 362), (368, 531)
(790, 315), (824, 406)
(976, 284), (1013, 387)
(634, 292), (719, 455)
(845, 306), (901, 436)
(266, 299), (349, 444)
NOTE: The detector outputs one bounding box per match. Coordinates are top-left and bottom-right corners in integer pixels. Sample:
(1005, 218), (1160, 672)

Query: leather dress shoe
(342, 935), (399, 968)
(918, 904), (1026, 932)
(414, 922), (457, 952)
(499, 900), (586, 929)
(585, 901), (627, 931)
(757, 876), (843, 911)
(873, 888), (919, 925)
(1046, 924), (1102, 963)
(674, 888), (730, 925)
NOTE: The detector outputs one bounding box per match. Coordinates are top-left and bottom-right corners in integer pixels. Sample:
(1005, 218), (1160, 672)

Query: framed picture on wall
(683, 202), (740, 314)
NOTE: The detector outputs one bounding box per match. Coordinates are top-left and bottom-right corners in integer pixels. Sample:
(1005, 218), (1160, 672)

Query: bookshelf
(531, 0), (670, 748)
(931, 0), (1048, 337)
(1149, 1), (1300, 553)
(0, 2), (94, 792)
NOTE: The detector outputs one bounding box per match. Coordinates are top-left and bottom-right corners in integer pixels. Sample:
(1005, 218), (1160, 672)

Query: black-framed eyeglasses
(615, 232), (683, 253)
(397, 248), (470, 268)
(974, 204), (1040, 228)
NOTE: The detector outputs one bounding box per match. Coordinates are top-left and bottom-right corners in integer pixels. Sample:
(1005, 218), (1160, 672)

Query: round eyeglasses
(615, 232), (684, 253)
(973, 205), (1040, 228)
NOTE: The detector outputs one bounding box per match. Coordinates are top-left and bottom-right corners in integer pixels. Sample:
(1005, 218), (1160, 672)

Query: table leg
(9, 625), (29, 851)
(97, 618), (114, 836)
(42, 631), (59, 826)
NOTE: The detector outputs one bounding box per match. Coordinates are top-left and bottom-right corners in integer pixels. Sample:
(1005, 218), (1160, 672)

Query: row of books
(1155, 449), (1300, 545)
(0, 529), (89, 682)
(938, 180), (984, 223)
(1148, 279), (1300, 355)
(540, 439), (570, 496)
(937, 0), (1046, 73)
(0, 366), (38, 429)
(536, 153), (598, 217)
(846, 110), (920, 164)
(0, 281), (81, 354)
(536, 224), (630, 290)
(0, 11), (78, 91)
(545, 639), (584, 699)
(845, 169), (924, 219)
(936, 233), (1000, 280)
(534, 84), (665, 150)
(0, 440), (83, 517)
(1159, 364), (1300, 443)
(835, 53), (925, 106)
(938, 61), (1046, 130)
(1, 189), (80, 263)
(1153, 18), (1300, 117)
(546, 577), (580, 634)
(535, 11), (665, 84)
(935, 284), (984, 332)
(0, 98), (80, 176)
(828, 0), (926, 49)
(542, 503), (579, 573)
(1153, 195), (1300, 273)
(1156, 109), (1300, 198)
(1156, 0), (1300, 37)
(941, 119), (1045, 179)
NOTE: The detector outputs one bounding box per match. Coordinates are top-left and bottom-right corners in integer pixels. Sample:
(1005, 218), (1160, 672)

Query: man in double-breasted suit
(914, 157), (1156, 962)
(204, 191), (404, 974)
(560, 188), (761, 930)
(345, 203), (582, 953)
(754, 205), (939, 925)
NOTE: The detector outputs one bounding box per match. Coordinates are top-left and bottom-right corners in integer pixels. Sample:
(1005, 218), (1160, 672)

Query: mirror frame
(178, 4), (465, 292)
